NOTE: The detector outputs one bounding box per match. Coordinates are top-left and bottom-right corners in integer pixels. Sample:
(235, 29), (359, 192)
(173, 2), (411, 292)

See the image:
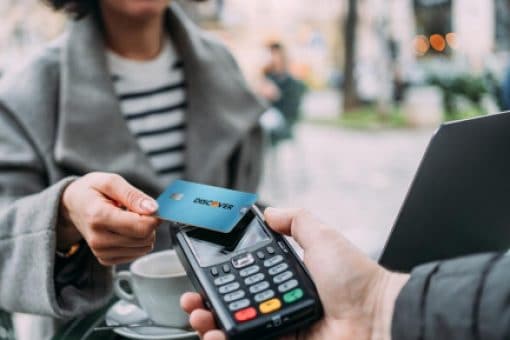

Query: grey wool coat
(0, 1), (265, 333)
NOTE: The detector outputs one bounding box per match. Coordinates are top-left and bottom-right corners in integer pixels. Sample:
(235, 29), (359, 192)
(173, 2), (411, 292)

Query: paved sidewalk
(259, 123), (434, 258)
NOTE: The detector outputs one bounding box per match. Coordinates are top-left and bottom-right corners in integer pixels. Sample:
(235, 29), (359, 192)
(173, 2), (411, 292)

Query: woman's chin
(129, 9), (165, 21)
(105, 0), (169, 21)
(128, 5), (167, 19)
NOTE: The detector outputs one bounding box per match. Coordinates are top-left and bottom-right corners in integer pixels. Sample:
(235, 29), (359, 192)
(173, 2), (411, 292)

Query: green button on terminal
(283, 288), (303, 303)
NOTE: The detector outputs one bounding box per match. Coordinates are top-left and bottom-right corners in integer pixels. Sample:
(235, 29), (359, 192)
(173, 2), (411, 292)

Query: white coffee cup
(113, 250), (194, 328)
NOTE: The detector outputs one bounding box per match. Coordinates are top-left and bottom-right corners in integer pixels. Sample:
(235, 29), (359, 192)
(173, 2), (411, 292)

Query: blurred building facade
(353, 0), (503, 103)
(189, 0), (344, 88)
(0, 0), (509, 97)
(187, 0), (509, 109)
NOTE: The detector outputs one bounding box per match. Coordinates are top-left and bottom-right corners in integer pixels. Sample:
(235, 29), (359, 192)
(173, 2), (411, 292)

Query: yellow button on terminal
(259, 298), (282, 314)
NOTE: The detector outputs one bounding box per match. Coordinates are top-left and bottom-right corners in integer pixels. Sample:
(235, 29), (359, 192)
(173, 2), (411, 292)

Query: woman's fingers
(101, 206), (160, 239)
(94, 245), (153, 259)
(181, 292), (205, 314)
(98, 256), (141, 266)
(189, 309), (217, 335)
(90, 172), (158, 215)
(88, 230), (156, 249)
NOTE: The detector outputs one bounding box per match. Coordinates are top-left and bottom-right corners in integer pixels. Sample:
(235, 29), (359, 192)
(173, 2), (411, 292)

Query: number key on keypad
(263, 255), (283, 268)
(254, 289), (275, 302)
(277, 279), (298, 293)
(249, 281), (270, 294)
(244, 273), (265, 285)
(268, 263), (288, 275)
(224, 290), (246, 302)
(218, 282), (240, 294)
(239, 265), (260, 277)
(214, 274), (235, 286)
(228, 299), (250, 311)
(273, 271), (293, 284)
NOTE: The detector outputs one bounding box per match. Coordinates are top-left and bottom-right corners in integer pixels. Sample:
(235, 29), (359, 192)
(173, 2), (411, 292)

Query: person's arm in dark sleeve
(392, 252), (510, 340)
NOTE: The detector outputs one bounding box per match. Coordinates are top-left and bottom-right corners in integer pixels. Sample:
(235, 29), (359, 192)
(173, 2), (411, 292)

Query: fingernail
(141, 199), (158, 212)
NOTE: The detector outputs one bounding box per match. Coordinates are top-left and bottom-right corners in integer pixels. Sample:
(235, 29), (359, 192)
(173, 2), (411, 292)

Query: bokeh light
(429, 34), (446, 52)
(445, 32), (458, 49)
(413, 35), (430, 56)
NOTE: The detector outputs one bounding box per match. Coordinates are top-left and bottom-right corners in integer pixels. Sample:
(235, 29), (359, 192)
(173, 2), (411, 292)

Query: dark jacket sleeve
(392, 252), (510, 340)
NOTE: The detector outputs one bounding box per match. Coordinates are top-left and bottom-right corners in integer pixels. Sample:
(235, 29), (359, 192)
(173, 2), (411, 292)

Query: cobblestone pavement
(259, 123), (434, 258)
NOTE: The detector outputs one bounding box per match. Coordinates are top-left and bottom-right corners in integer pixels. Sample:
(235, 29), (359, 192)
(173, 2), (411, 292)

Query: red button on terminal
(234, 307), (257, 322)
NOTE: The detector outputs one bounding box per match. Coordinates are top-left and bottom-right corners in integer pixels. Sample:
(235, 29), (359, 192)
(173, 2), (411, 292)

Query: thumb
(98, 174), (158, 215)
(264, 207), (323, 250)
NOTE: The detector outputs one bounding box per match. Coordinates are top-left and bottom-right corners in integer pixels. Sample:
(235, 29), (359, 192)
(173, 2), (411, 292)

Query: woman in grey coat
(0, 0), (265, 337)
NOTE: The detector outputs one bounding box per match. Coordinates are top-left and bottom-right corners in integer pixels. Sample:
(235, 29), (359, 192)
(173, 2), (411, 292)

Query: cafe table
(52, 299), (199, 340)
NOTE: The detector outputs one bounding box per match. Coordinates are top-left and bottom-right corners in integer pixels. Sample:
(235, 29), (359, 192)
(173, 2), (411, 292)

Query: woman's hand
(58, 172), (160, 266)
(180, 208), (409, 340)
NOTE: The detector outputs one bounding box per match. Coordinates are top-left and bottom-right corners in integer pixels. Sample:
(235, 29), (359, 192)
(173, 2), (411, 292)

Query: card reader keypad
(211, 244), (306, 323)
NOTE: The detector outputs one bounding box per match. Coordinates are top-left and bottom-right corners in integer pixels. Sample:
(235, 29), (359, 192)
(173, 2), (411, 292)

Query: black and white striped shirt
(107, 40), (187, 185)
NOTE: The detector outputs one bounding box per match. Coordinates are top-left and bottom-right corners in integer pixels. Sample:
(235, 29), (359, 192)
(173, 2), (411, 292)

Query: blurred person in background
(259, 42), (307, 146)
(0, 0), (265, 338)
(183, 207), (510, 340)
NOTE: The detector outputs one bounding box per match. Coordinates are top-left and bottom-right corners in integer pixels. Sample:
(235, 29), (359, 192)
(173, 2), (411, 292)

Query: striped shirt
(107, 39), (187, 186)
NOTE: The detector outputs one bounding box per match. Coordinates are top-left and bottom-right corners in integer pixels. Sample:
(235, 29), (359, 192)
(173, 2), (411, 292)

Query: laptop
(379, 111), (510, 272)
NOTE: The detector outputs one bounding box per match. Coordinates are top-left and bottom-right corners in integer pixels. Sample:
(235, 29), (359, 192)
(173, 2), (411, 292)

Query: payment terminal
(172, 206), (323, 339)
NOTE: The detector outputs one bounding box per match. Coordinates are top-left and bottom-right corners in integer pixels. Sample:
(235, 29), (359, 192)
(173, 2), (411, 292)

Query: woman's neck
(101, 8), (165, 61)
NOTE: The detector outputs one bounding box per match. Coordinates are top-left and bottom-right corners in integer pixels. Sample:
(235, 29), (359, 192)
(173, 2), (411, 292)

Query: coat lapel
(55, 16), (162, 195)
(167, 3), (266, 183)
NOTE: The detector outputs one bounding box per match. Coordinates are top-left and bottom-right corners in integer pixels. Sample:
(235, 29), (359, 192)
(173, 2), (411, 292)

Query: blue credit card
(156, 180), (258, 233)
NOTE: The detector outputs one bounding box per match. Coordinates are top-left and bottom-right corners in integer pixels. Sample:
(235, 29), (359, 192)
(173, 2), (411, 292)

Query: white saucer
(105, 300), (198, 340)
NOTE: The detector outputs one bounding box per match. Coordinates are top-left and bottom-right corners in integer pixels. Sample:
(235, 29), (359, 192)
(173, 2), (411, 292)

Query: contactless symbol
(170, 192), (184, 201)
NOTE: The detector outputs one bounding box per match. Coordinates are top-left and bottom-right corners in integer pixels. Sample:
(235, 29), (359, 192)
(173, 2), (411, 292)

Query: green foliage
(426, 73), (489, 119)
(308, 106), (407, 130)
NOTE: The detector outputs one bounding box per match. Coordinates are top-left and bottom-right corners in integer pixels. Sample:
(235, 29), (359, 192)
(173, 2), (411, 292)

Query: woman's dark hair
(44, 0), (99, 19)
(44, 0), (207, 19)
